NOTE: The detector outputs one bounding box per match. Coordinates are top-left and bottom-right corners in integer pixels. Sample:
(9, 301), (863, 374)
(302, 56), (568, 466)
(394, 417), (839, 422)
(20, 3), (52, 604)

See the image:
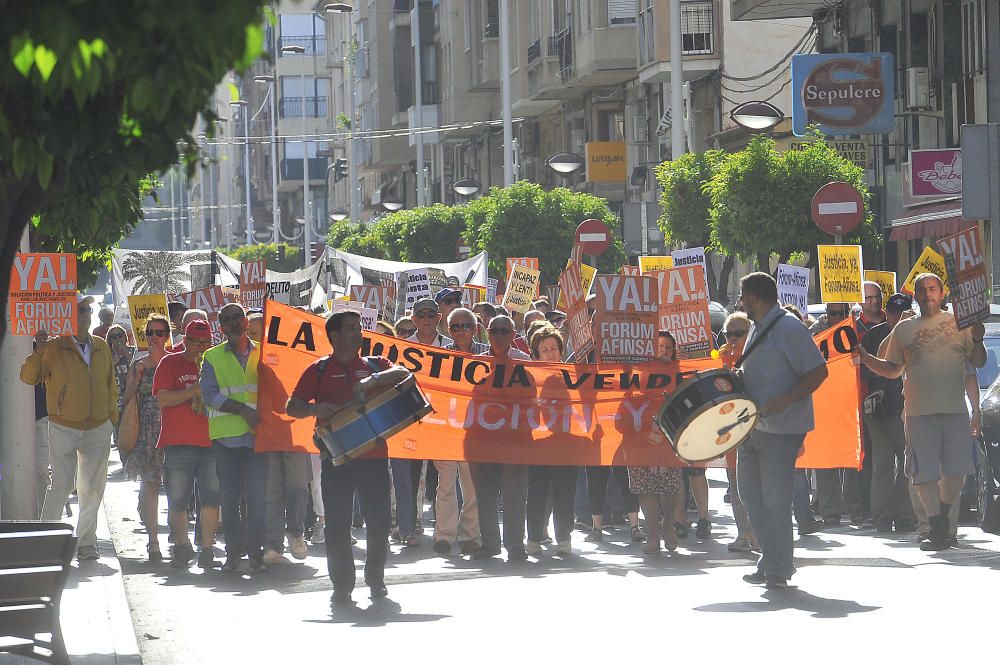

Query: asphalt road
(96, 466), (999, 664)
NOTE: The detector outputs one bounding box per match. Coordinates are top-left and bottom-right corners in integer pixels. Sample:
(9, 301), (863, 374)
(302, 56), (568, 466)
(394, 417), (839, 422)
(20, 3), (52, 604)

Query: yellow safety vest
(203, 342), (259, 440)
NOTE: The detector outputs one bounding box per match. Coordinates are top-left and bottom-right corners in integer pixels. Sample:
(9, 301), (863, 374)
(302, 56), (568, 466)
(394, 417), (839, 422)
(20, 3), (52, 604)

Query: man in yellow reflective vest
(200, 303), (270, 573)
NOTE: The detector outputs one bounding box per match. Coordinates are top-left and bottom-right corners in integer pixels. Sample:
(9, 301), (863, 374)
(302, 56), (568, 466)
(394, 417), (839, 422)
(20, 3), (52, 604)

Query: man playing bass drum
(286, 310), (411, 605)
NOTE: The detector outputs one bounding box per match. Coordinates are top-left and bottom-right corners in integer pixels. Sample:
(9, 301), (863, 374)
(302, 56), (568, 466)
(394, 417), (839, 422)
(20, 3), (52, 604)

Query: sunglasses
(449, 322), (475, 331)
(145, 329), (170, 338)
(488, 328), (514, 335)
(723, 329), (748, 340)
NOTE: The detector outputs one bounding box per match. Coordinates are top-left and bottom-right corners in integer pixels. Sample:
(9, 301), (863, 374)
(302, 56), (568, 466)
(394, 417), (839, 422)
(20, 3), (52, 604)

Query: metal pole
(169, 167), (177, 251)
(243, 110), (253, 245)
(669, 0), (685, 159)
(301, 56), (312, 267)
(269, 81), (280, 245)
(500, 0), (514, 186)
(198, 144), (207, 246)
(990, 124), (1000, 302)
(413, 0), (425, 206)
(348, 15), (361, 222)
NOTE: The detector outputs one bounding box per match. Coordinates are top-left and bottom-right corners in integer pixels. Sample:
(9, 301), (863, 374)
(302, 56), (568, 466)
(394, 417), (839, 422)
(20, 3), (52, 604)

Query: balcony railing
(279, 96), (328, 119)
(484, 22), (499, 38)
(681, 2), (714, 55)
(280, 158), (329, 181)
(278, 35), (326, 56)
(554, 28), (574, 82)
(528, 39), (541, 63)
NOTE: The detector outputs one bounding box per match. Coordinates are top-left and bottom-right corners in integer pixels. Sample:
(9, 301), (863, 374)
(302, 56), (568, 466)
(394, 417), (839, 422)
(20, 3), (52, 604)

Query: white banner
(112, 249), (233, 307)
(671, 247), (709, 294)
(776, 263), (810, 311)
(216, 253), (328, 310)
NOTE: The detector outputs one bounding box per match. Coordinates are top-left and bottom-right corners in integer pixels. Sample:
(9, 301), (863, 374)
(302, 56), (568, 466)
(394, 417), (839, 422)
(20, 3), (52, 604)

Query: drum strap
(734, 312), (784, 370)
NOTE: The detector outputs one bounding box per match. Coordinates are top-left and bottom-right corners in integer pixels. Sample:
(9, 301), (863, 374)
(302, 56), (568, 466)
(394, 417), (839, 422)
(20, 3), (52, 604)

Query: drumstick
(717, 411), (757, 437)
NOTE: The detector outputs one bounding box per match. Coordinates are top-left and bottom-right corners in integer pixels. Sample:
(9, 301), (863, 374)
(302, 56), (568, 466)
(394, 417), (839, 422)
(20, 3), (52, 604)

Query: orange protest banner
(350, 284), (397, 321)
(9, 253), (78, 336)
(652, 265), (713, 356)
(461, 283), (486, 308)
(258, 302), (860, 468)
(240, 260), (267, 310)
(592, 274), (658, 363)
(173, 286), (226, 342)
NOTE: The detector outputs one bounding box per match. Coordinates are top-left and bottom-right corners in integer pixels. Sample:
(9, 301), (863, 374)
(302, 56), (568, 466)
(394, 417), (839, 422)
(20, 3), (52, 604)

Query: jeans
(793, 470), (813, 525)
(815, 467), (864, 520)
(470, 462), (528, 553)
(44, 421), (112, 549)
(527, 465), (578, 545)
(321, 457), (390, 593)
(265, 451), (310, 551)
(390, 458), (416, 538)
(737, 430), (804, 580)
(213, 443), (268, 558)
(164, 445), (219, 511)
(865, 411), (916, 523)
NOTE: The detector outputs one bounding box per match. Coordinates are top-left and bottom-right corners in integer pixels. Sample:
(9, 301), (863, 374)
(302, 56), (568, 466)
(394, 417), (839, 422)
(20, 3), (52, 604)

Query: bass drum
(656, 369), (759, 464)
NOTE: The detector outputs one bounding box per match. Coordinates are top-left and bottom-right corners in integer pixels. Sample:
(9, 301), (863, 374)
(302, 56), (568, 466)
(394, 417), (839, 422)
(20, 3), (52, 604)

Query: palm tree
(120, 250), (211, 295)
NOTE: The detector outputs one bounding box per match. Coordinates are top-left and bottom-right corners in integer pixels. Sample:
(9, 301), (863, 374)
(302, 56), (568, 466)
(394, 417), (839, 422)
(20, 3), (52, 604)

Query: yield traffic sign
(811, 182), (864, 237)
(575, 219), (611, 256)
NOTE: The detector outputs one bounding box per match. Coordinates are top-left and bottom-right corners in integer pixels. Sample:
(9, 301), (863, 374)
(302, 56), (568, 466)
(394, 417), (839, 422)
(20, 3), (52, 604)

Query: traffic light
(333, 158), (348, 183)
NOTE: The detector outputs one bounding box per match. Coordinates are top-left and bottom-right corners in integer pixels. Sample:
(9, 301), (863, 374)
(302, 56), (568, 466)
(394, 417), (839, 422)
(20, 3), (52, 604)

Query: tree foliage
(707, 134), (878, 269)
(0, 0), (267, 340)
(325, 182), (626, 287)
(223, 242), (302, 274)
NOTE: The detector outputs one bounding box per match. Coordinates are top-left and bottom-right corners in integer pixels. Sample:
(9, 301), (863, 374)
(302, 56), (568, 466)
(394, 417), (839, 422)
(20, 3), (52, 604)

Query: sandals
(728, 537), (754, 553)
(673, 521), (689, 539)
(147, 543), (162, 563)
(630, 525), (647, 543)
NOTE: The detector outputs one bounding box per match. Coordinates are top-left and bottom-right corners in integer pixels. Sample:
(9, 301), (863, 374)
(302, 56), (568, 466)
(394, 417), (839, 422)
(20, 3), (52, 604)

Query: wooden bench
(0, 521), (76, 665)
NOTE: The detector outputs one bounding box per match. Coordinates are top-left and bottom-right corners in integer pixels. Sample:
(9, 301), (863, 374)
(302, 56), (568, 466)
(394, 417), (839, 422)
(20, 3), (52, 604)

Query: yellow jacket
(20, 336), (119, 430)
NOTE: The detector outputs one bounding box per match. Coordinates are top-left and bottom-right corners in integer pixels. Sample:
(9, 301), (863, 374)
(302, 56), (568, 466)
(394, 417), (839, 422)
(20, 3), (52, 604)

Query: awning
(888, 199), (976, 241)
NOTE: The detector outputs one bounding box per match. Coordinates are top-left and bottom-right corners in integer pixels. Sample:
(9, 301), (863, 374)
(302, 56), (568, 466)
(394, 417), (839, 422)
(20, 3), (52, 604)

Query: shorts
(903, 414), (977, 484)
(164, 445), (220, 510)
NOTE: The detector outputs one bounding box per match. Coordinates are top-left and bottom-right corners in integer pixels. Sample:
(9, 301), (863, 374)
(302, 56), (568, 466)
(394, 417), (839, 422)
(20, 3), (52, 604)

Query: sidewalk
(0, 467), (140, 665)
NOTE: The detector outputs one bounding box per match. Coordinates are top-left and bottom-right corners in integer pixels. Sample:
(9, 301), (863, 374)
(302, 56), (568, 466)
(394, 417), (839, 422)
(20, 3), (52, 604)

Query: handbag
(117, 365), (144, 454)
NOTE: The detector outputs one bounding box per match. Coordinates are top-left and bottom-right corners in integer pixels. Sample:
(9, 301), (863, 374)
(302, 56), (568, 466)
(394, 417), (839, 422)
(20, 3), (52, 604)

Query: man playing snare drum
(737, 272), (828, 590)
(286, 310), (411, 605)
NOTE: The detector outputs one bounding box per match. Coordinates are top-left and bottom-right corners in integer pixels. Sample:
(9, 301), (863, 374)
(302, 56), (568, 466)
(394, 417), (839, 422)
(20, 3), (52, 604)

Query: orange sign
(257, 302), (860, 468)
(593, 274), (658, 363)
(240, 260), (267, 310)
(9, 253), (79, 336)
(506, 257), (540, 298)
(350, 284), (397, 321)
(461, 284), (486, 308)
(652, 265), (713, 355)
(585, 141), (627, 183)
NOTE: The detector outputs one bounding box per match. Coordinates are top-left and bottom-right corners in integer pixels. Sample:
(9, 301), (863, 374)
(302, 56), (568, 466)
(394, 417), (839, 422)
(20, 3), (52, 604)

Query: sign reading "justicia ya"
(791, 53), (895, 136)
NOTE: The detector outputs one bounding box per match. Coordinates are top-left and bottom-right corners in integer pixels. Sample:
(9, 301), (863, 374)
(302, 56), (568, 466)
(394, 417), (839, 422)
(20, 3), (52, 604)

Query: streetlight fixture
(329, 210), (348, 222)
(546, 152), (585, 175)
(729, 101), (784, 133)
(381, 194), (404, 212)
(253, 74), (281, 245)
(229, 99), (254, 246)
(451, 178), (481, 198)
(325, 2), (361, 225)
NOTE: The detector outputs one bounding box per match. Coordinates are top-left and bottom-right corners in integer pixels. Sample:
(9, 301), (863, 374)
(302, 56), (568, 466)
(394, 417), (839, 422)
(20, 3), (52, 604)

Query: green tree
(654, 149), (735, 304)
(464, 182), (626, 286)
(223, 242), (301, 274)
(325, 219), (388, 260)
(368, 204), (467, 263)
(0, 0), (267, 341)
(707, 134), (877, 272)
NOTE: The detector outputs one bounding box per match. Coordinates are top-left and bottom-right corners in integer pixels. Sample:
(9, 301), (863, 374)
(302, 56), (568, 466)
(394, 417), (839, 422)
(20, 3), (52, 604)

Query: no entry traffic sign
(811, 182), (864, 237)
(575, 219), (611, 256)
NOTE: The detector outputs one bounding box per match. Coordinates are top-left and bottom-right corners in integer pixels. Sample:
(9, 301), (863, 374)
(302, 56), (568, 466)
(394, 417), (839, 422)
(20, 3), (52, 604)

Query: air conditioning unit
(906, 67), (930, 110)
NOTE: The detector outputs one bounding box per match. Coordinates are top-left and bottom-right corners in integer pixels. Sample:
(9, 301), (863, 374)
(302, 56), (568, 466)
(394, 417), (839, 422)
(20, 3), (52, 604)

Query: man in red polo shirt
(286, 310), (410, 604)
(153, 320), (219, 569)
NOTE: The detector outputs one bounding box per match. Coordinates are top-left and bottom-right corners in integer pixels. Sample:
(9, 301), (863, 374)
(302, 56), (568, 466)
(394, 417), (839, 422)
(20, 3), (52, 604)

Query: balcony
(731, 0), (826, 21)
(528, 39), (542, 63)
(279, 96), (328, 119)
(571, 24), (637, 87)
(278, 35), (326, 56)
(554, 28), (574, 82)
(280, 158), (329, 182)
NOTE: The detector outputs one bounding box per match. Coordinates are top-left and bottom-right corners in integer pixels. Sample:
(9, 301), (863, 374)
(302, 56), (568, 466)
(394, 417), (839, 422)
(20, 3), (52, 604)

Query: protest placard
(9, 253), (79, 336)
(654, 265), (713, 355)
(127, 294), (170, 350)
(113, 306), (134, 345)
(593, 274), (658, 363)
(776, 264), (810, 311)
(558, 260), (594, 360)
(350, 284), (397, 321)
(329, 300), (378, 331)
(503, 263), (541, 314)
(174, 286), (226, 342)
(864, 270), (897, 299)
(900, 245), (950, 296)
(461, 283), (486, 308)
(671, 247), (709, 294)
(638, 255), (673, 274)
(938, 226), (989, 329)
(557, 260), (596, 309)
(506, 257), (540, 296)
(545, 285), (561, 308)
(402, 268), (432, 312)
(486, 278), (498, 305)
(240, 260), (267, 310)
(621, 264), (640, 276)
(817, 245), (864, 303)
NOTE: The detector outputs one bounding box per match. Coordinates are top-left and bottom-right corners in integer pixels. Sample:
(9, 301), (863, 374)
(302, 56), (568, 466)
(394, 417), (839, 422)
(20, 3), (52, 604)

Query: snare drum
(315, 374), (433, 466)
(655, 369), (759, 464)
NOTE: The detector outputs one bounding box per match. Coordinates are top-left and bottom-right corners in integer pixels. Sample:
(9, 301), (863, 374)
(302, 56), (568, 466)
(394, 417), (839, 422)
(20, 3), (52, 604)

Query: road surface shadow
(694, 588), (881, 618)
(304, 598), (449, 627)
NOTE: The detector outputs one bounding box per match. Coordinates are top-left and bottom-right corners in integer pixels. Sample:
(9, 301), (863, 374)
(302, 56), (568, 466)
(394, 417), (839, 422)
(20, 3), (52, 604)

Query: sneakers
(263, 549), (286, 565)
(221, 555), (242, 572)
(76, 545), (99, 561)
(472, 547), (501, 560)
(765, 576), (788, 589)
(459, 541), (480, 556)
(525, 540), (543, 556)
(797, 517), (825, 536)
(695, 518), (711, 539)
(249, 552), (270, 572)
(919, 515), (951, 551)
(197, 549), (215, 569)
(311, 521), (326, 544)
(507, 548), (529, 561)
(555, 541), (572, 555)
(584, 529), (603, 543)
(289, 536), (308, 560)
(742, 571), (766, 585)
(171, 542), (195, 569)
(433, 540), (451, 555)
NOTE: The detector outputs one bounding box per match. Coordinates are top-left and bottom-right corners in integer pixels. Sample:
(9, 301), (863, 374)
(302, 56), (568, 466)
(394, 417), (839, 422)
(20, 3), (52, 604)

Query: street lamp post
(326, 3), (361, 223)
(281, 43), (311, 266)
(253, 74), (281, 245)
(230, 99), (254, 246)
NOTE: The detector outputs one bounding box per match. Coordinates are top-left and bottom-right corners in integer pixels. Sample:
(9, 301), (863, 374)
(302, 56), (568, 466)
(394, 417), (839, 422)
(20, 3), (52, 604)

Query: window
(609, 0), (636, 25)
(280, 77), (330, 118)
(279, 14), (326, 55)
(484, 0), (499, 38)
(680, 1), (713, 55)
(283, 139), (320, 160)
(638, 0), (654, 65)
(962, 0), (986, 76)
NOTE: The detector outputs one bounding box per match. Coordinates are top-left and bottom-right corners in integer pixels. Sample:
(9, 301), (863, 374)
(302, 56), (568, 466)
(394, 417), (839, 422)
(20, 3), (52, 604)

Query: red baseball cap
(185, 320), (213, 341)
